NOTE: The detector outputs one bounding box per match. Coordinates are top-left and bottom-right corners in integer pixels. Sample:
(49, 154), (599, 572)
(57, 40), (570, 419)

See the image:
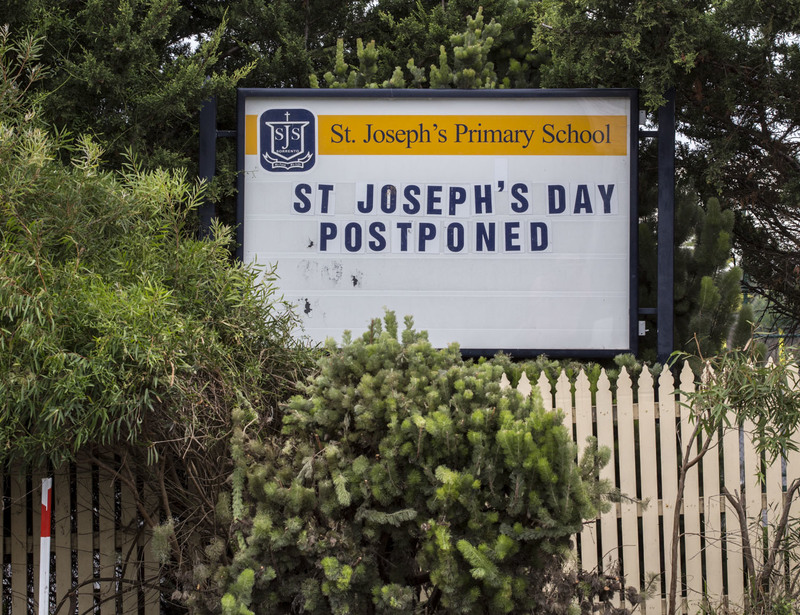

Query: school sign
(237, 89), (638, 356)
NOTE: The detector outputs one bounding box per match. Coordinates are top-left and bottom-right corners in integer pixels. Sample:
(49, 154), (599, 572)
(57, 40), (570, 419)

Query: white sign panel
(238, 90), (637, 354)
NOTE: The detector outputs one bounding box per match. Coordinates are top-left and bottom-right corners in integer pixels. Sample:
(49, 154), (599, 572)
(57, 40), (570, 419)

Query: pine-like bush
(215, 314), (608, 614)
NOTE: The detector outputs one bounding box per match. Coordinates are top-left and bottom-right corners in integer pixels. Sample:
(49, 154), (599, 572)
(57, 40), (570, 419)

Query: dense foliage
(4, 0), (789, 346)
(0, 1), (537, 172)
(532, 0), (800, 334)
(208, 314), (609, 614)
(0, 30), (313, 597)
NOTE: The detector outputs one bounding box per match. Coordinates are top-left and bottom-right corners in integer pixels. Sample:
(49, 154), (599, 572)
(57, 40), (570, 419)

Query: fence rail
(502, 363), (800, 614)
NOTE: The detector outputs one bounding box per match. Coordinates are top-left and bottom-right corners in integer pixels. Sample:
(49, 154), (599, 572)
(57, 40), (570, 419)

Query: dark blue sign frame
(231, 88), (640, 359)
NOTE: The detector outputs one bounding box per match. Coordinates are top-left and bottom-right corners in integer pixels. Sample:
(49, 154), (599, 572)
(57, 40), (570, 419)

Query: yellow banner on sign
(245, 114), (258, 155)
(316, 115), (628, 156)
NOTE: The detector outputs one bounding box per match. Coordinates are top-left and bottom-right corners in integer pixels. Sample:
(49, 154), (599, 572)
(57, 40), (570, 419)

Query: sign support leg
(199, 97), (218, 238)
(657, 88), (676, 364)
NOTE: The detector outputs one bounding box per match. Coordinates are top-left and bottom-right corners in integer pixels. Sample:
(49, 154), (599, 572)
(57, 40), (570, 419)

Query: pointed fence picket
(596, 371), (620, 575)
(575, 371), (597, 573)
(616, 368), (641, 596)
(657, 367), (680, 612)
(678, 365), (703, 611)
(637, 370), (660, 615)
(501, 362), (800, 615)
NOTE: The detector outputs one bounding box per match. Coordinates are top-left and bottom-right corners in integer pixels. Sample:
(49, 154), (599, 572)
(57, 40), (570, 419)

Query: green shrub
(217, 314), (609, 614)
(0, 29), (314, 598)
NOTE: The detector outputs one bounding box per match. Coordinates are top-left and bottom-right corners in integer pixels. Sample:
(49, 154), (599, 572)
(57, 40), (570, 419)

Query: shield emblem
(260, 109), (316, 172)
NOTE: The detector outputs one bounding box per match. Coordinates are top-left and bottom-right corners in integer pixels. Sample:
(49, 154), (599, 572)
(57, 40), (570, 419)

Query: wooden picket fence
(501, 362), (800, 614)
(1, 455), (159, 615)
(4, 364), (800, 615)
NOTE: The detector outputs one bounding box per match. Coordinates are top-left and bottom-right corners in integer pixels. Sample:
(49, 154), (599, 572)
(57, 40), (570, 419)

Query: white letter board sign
(237, 89), (638, 356)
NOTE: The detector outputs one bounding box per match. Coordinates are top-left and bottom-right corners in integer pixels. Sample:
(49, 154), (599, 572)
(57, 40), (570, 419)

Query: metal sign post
(657, 89), (676, 364)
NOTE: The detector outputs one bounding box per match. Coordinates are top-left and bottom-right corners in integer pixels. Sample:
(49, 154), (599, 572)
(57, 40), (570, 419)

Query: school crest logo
(260, 109), (315, 172)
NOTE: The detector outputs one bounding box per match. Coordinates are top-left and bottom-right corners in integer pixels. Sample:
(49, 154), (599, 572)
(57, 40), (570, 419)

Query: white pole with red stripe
(38, 477), (53, 615)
